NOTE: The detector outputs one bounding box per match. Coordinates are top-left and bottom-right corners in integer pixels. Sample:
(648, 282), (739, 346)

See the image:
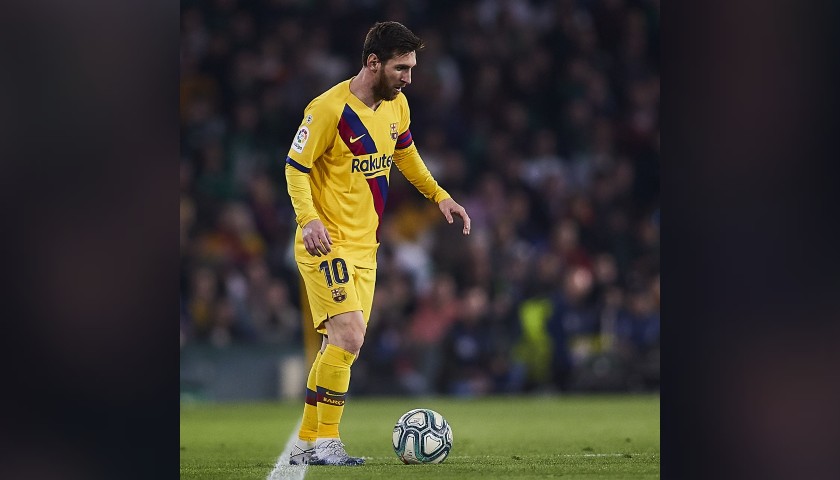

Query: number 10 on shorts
(319, 258), (349, 287)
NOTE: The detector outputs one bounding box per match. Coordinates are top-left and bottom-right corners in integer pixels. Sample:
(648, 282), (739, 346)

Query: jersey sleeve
(285, 97), (336, 173)
(285, 165), (321, 228)
(284, 98), (336, 228)
(392, 96), (451, 203)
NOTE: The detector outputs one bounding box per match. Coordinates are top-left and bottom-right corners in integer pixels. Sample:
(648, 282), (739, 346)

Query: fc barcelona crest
(331, 287), (347, 303)
(390, 122), (398, 141)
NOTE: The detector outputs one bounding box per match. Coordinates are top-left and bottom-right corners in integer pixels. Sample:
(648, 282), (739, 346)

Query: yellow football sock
(298, 351), (322, 442)
(315, 344), (356, 439)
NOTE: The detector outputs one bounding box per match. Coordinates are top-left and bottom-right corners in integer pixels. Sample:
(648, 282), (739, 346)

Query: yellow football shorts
(296, 253), (376, 334)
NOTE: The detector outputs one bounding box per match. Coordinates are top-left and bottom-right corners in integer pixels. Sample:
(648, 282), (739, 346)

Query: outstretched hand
(438, 198), (471, 235)
(301, 219), (332, 256)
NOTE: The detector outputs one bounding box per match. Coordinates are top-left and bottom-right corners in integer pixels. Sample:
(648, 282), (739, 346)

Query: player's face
(374, 51), (416, 101)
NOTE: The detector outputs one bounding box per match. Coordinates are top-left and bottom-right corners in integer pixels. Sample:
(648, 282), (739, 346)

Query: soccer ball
(392, 408), (453, 464)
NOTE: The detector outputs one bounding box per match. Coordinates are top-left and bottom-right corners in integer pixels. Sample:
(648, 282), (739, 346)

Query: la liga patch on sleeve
(291, 126), (310, 153)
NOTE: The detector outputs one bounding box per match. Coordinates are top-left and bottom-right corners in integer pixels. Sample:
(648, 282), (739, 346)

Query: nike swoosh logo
(324, 391), (344, 397)
(349, 134), (366, 143)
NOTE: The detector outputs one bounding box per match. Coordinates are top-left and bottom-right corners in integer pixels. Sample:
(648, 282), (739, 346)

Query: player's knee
(329, 331), (363, 355)
(338, 324), (365, 353)
(325, 313), (366, 354)
(344, 332), (364, 354)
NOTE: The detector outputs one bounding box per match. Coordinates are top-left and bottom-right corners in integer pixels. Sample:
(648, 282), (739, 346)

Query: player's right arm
(286, 169), (331, 256)
(285, 99), (336, 256)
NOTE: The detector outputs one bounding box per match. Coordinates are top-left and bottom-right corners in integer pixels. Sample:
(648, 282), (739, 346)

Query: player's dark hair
(362, 21), (424, 67)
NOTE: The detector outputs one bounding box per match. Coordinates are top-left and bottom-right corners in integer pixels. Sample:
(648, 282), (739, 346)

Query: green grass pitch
(180, 394), (659, 479)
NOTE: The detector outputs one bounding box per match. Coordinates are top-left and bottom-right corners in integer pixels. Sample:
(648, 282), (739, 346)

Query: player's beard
(373, 71), (400, 101)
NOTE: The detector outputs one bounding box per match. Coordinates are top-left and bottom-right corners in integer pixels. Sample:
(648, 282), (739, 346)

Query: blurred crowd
(180, 0), (660, 394)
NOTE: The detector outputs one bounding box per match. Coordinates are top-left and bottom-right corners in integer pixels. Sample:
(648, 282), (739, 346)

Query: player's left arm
(393, 97), (470, 235)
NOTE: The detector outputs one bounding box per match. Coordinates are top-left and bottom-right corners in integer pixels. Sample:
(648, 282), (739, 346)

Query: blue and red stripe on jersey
(366, 175), (389, 242)
(395, 130), (413, 149)
(337, 104), (378, 155)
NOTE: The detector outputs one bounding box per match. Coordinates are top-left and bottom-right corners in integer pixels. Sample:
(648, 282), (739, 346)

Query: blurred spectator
(403, 273), (461, 394)
(185, 266), (220, 340)
(439, 287), (498, 396)
(512, 295), (555, 391)
(613, 282), (661, 389)
(549, 265), (599, 386)
(252, 278), (301, 344)
(194, 201), (266, 268)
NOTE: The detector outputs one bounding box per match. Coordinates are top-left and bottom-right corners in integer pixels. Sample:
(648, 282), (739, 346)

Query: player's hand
(302, 219), (332, 256)
(438, 198), (471, 235)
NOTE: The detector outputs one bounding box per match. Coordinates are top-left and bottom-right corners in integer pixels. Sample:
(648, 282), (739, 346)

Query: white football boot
(308, 438), (365, 466)
(288, 439), (315, 465)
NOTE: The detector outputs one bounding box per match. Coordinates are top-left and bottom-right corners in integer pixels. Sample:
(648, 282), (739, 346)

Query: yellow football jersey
(285, 78), (450, 268)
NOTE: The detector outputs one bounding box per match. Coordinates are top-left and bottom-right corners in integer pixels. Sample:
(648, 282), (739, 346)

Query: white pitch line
(564, 453), (628, 457)
(266, 421), (307, 480)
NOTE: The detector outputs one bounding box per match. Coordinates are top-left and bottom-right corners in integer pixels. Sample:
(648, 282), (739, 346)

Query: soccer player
(284, 21), (471, 466)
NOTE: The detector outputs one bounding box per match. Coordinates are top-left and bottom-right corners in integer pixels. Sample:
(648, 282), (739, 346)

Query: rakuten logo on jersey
(351, 154), (393, 175)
